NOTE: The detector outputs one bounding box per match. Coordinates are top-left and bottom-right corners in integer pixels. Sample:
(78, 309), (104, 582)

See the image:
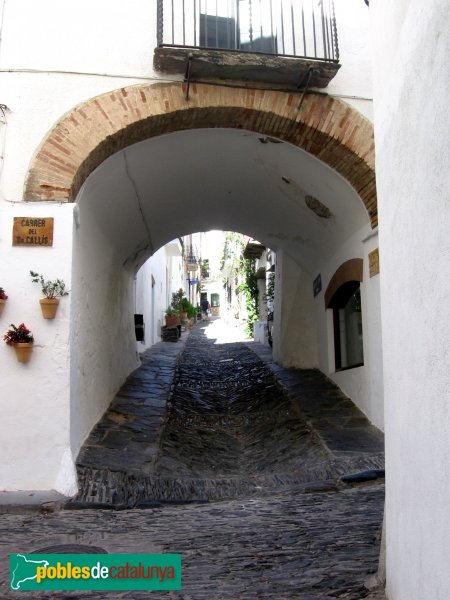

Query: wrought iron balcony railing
(157, 0), (339, 63)
(186, 255), (199, 271)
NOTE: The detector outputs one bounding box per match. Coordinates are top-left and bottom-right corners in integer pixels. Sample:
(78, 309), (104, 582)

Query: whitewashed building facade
(0, 0), (379, 490)
(0, 0), (448, 596)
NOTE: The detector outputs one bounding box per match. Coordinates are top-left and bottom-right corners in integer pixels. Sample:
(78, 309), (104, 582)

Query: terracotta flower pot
(14, 342), (33, 363)
(39, 298), (60, 319)
(0, 299), (6, 318)
(165, 315), (180, 327)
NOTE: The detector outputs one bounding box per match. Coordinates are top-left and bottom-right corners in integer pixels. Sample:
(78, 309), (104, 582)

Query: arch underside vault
(24, 82), (377, 228)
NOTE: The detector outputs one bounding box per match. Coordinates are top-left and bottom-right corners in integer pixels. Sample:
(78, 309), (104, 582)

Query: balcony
(155, 0), (340, 91)
(186, 255), (199, 271)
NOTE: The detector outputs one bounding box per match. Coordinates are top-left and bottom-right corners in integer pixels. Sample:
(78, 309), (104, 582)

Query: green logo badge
(10, 554), (182, 591)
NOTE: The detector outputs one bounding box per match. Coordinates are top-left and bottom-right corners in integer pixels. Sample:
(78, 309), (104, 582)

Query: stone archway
(24, 82), (377, 227)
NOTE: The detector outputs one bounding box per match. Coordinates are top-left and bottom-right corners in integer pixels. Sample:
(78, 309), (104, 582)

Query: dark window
(211, 293), (220, 307)
(200, 14), (236, 50)
(199, 12), (276, 53)
(134, 314), (145, 342)
(331, 284), (364, 370)
(240, 35), (278, 54)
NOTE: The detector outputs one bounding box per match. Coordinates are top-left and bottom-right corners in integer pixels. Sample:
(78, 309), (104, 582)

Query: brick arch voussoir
(24, 83), (377, 227)
(324, 258), (364, 308)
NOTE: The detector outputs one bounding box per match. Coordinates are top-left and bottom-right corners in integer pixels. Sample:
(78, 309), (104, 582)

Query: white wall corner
(53, 448), (78, 497)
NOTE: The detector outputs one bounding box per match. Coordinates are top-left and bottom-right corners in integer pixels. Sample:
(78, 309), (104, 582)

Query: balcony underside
(243, 239), (265, 260)
(154, 46), (340, 90)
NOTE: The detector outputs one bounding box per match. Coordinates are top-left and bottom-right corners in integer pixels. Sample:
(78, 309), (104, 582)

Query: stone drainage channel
(73, 322), (384, 509)
(0, 321), (386, 599)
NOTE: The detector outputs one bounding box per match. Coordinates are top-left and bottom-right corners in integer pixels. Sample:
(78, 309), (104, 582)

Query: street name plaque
(369, 248), (380, 277)
(313, 273), (322, 297)
(13, 217), (54, 247)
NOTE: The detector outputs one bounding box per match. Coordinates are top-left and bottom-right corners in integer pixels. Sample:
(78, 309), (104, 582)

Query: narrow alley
(0, 319), (385, 599)
(0, 2), (446, 596)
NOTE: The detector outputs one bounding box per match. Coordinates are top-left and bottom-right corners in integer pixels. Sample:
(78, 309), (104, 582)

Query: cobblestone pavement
(0, 319), (386, 599)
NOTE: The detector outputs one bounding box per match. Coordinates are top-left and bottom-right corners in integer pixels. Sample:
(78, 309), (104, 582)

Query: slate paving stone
(0, 321), (386, 599)
(77, 447), (146, 472)
(0, 485), (383, 598)
(101, 430), (136, 448)
(318, 428), (383, 453)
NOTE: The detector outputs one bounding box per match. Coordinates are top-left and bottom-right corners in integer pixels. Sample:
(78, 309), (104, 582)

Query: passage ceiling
(77, 128), (370, 272)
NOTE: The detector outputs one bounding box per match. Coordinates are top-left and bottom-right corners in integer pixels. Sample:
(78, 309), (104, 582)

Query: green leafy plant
(30, 271), (69, 299)
(220, 231), (245, 270)
(165, 306), (179, 317)
(200, 259), (210, 279)
(171, 288), (195, 317)
(0, 287), (8, 300)
(180, 297), (196, 318)
(4, 323), (34, 346)
(170, 288), (185, 314)
(237, 258), (259, 336)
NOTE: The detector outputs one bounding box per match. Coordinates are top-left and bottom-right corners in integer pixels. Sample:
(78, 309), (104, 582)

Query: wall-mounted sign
(13, 217), (54, 247)
(369, 248), (380, 277)
(313, 273), (322, 297)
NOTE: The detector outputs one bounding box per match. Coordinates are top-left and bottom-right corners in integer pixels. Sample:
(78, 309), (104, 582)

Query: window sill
(335, 362), (364, 373)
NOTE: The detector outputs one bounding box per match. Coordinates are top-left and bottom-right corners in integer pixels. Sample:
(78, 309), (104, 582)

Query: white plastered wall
(372, 0), (450, 598)
(272, 250), (318, 369)
(135, 243), (185, 352)
(274, 225), (384, 430)
(69, 195), (139, 463)
(316, 226), (384, 431)
(134, 258), (155, 351)
(328, 0), (374, 121)
(0, 0), (158, 204)
(0, 0), (374, 209)
(71, 208), (186, 475)
(0, 202), (76, 494)
(135, 248), (163, 351)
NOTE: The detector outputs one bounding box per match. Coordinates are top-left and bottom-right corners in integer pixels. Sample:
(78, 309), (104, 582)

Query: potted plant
(180, 297), (196, 326)
(4, 322), (34, 363)
(171, 288), (185, 317)
(179, 297), (192, 321)
(0, 287), (8, 318)
(30, 271), (69, 319)
(165, 306), (180, 327)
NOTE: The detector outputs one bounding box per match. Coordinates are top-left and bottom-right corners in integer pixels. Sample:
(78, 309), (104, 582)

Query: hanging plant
(0, 287), (8, 318)
(4, 322), (34, 345)
(30, 271), (69, 319)
(4, 322), (34, 363)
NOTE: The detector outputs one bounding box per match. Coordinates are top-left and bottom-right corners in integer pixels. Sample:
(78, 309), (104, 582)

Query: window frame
(324, 259), (364, 372)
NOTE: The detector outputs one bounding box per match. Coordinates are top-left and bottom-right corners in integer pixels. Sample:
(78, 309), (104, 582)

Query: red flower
(3, 323), (34, 346)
